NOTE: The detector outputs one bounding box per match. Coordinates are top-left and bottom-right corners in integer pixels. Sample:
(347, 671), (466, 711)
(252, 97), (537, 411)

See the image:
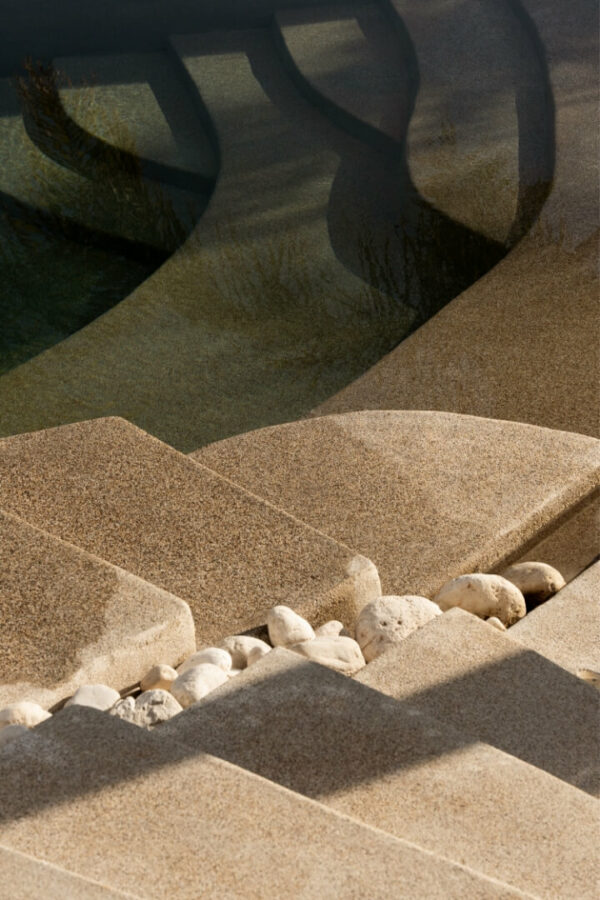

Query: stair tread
(0, 417), (375, 643)
(510, 560), (600, 675)
(191, 409), (600, 598)
(0, 508), (194, 708)
(355, 607), (600, 794)
(157, 646), (599, 899)
(0, 708), (526, 900)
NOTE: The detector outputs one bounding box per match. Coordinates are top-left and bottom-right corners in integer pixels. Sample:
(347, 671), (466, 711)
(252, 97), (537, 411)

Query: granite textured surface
(356, 608), (600, 795)
(0, 508), (195, 708)
(510, 561), (600, 675)
(0, 845), (138, 899)
(314, 0), (599, 438)
(0, 417), (379, 642)
(191, 410), (600, 597)
(0, 708), (526, 900)
(158, 648), (599, 898)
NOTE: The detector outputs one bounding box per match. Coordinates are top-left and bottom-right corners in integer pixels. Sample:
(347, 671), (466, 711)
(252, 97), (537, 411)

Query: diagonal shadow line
(0, 645), (597, 833)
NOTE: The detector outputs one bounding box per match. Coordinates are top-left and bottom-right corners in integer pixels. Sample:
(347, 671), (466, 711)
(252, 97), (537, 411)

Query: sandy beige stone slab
(158, 648), (599, 898)
(0, 417), (378, 643)
(0, 509), (195, 709)
(356, 608), (600, 795)
(191, 410), (600, 598)
(314, 0), (599, 439)
(0, 709), (525, 900)
(0, 845), (138, 899)
(510, 561), (600, 676)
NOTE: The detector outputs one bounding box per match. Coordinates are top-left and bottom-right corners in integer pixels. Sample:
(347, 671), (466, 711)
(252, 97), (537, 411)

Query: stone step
(0, 417), (379, 644)
(355, 607), (600, 795)
(0, 708), (527, 899)
(509, 561), (600, 676)
(0, 508), (195, 709)
(157, 647), (599, 899)
(0, 844), (138, 899)
(190, 410), (600, 599)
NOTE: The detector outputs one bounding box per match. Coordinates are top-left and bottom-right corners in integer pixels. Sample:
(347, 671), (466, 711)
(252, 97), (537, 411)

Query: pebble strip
(0, 561), (568, 743)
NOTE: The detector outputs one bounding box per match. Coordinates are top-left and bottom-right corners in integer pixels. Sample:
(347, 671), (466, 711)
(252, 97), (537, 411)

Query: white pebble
(314, 620), (349, 638)
(434, 574), (526, 626)
(267, 605), (315, 648)
(171, 664), (228, 708)
(178, 647), (232, 675)
(0, 724), (31, 747)
(227, 668), (243, 678)
(355, 595), (442, 662)
(111, 690), (182, 727)
(140, 664), (178, 692)
(219, 635), (272, 669)
(247, 644), (271, 666)
(501, 561), (566, 605)
(0, 701), (51, 730)
(486, 616), (507, 632)
(290, 636), (366, 675)
(65, 684), (121, 711)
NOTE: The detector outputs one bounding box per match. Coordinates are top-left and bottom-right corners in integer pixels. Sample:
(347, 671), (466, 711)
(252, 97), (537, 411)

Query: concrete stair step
(190, 410), (600, 599)
(0, 508), (195, 709)
(0, 708), (527, 899)
(0, 417), (379, 644)
(355, 607), (600, 795)
(510, 560), (600, 676)
(157, 647), (599, 899)
(0, 844), (138, 899)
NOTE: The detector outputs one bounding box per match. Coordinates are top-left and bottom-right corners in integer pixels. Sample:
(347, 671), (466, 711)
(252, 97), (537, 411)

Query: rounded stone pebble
(314, 620), (350, 638)
(219, 635), (272, 669)
(290, 635), (366, 675)
(267, 605), (315, 648)
(434, 574), (526, 626)
(356, 595), (442, 662)
(171, 664), (228, 708)
(65, 684), (121, 711)
(0, 701), (51, 730)
(0, 723), (30, 747)
(140, 664), (178, 693)
(178, 647), (232, 675)
(486, 616), (507, 632)
(111, 690), (182, 727)
(501, 561), (566, 608)
(247, 644), (271, 666)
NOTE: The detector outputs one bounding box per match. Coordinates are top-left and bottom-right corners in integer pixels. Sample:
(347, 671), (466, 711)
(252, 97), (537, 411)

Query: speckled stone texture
(314, 0), (599, 438)
(191, 410), (600, 597)
(0, 708), (526, 900)
(355, 608), (600, 795)
(158, 648), (599, 898)
(0, 417), (378, 643)
(0, 508), (195, 708)
(510, 561), (600, 675)
(0, 845), (134, 899)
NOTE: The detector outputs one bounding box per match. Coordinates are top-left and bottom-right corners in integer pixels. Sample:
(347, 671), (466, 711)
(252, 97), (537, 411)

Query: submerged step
(0, 707), (526, 899)
(157, 647), (599, 899)
(0, 508), (195, 709)
(0, 417), (379, 643)
(356, 607), (600, 795)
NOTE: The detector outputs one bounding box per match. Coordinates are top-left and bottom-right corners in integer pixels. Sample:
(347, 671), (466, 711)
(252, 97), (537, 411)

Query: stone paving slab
(355, 607), (600, 795)
(314, 0), (599, 439)
(0, 417), (379, 643)
(0, 845), (139, 900)
(0, 508), (195, 709)
(0, 708), (526, 900)
(510, 561), (600, 676)
(158, 647), (599, 898)
(191, 410), (600, 598)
